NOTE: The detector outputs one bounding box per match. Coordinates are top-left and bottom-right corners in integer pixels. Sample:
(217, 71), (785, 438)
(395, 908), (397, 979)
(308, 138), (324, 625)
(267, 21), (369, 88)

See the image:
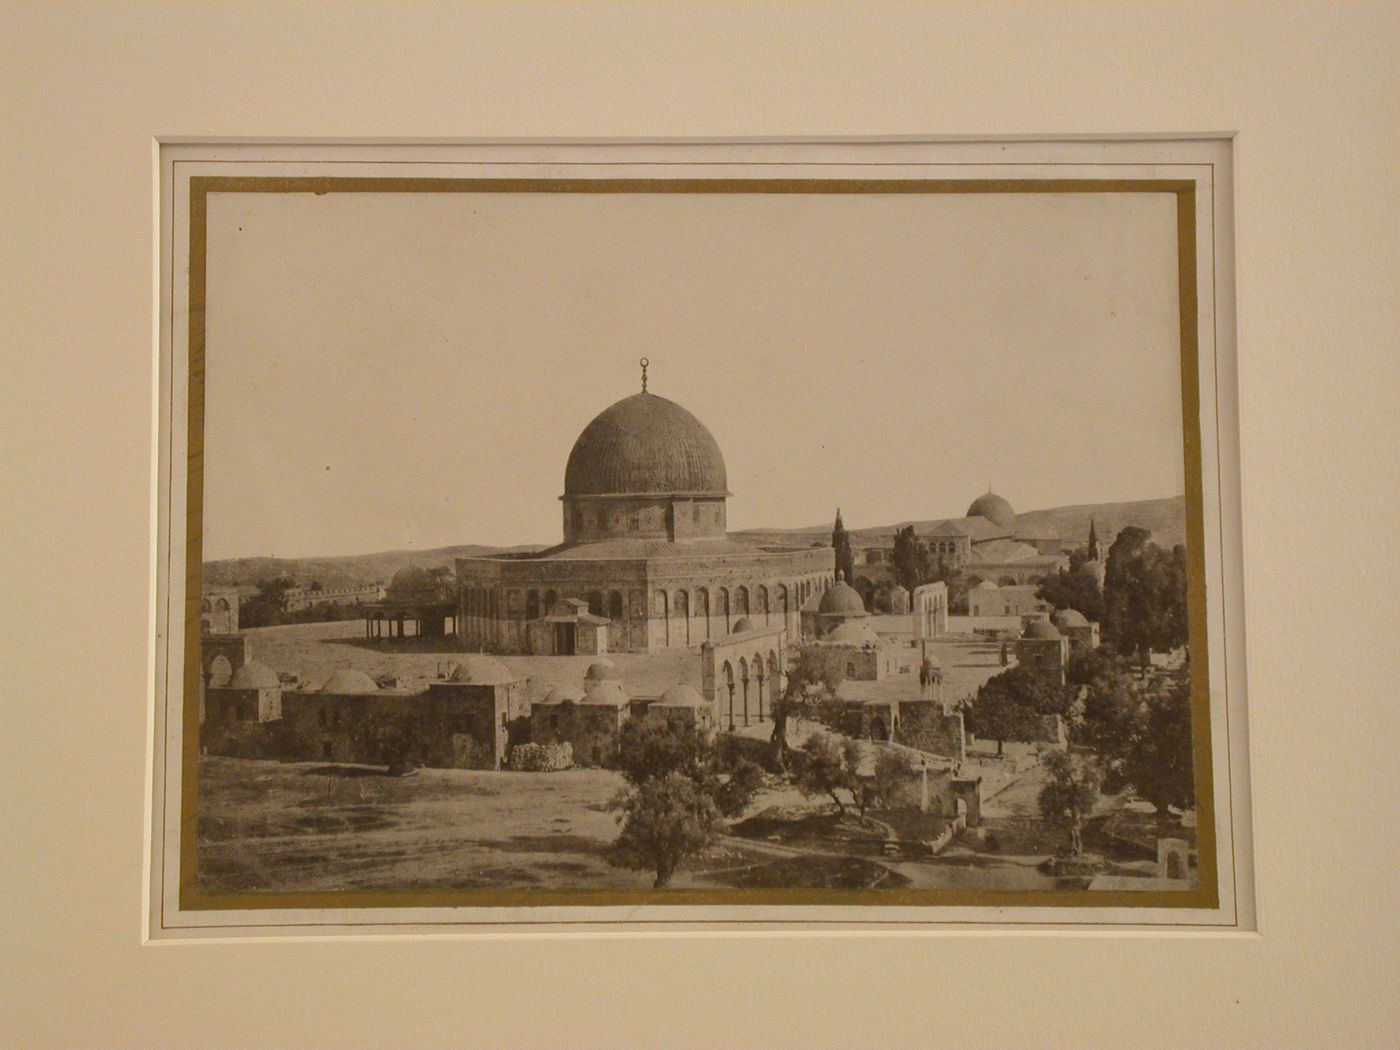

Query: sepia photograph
(14, 3), (1400, 1045)
(153, 141), (1244, 929)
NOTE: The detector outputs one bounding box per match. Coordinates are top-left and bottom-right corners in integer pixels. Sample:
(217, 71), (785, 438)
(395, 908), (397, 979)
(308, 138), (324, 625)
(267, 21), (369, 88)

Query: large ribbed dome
(564, 392), (728, 497)
(818, 577), (869, 617)
(967, 490), (1016, 531)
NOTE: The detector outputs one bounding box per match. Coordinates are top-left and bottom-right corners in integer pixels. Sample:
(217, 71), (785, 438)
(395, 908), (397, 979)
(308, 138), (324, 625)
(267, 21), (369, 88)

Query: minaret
(832, 508), (855, 585)
(1087, 518), (1101, 561)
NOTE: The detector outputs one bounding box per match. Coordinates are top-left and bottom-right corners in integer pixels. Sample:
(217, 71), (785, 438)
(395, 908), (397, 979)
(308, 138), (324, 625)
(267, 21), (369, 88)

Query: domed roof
(450, 655), (519, 685)
(320, 668), (379, 693)
(730, 616), (754, 635)
(564, 392), (728, 498)
(389, 565), (433, 590)
(826, 620), (882, 647)
(228, 660), (280, 690)
(1022, 620), (1063, 640)
(387, 564), (450, 600)
(658, 683), (709, 708)
(582, 679), (629, 706)
(541, 683), (585, 704)
(818, 575), (868, 617)
(966, 490), (1016, 531)
(584, 659), (621, 681)
(1051, 608), (1090, 628)
(972, 579), (997, 590)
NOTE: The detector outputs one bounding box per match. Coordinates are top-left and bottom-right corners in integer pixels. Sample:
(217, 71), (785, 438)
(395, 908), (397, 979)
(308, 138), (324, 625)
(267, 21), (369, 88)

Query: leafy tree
(615, 718), (763, 818)
(1036, 568), (1105, 624)
(867, 748), (917, 813)
(1103, 527), (1189, 668)
(608, 719), (765, 887)
(890, 525), (930, 595)
(930, 556), (969, 615)
(791, 731), (857, 817)
(610, 773), (725, 888)
(970, 666), (1061, 755)
(831, 509), (855, 587)
(616, 718), (710, 787)
(1122, 676), (1195, 814)
(1038, 750), (1103, 856)
(769, 647), (844, 766)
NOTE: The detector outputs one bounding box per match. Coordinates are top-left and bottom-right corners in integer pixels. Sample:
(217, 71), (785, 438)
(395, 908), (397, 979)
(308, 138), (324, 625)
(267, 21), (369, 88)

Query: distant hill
(731, 495), (1187, 551)
(204, 496), (1185, 591)
(1014, 496), (1186, 550)
(202, 544), (545, 592)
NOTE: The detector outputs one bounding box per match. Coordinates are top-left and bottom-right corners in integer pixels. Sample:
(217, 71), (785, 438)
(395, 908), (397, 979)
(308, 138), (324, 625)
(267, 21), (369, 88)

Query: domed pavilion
(456, 366), (834, 654)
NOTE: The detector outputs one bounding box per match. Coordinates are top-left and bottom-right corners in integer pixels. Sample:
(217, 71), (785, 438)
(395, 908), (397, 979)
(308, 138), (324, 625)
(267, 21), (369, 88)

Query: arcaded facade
(457, 377), (835, 654)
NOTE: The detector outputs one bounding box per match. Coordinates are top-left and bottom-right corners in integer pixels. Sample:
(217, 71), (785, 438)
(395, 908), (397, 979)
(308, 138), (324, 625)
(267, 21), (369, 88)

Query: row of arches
(718, 649), (782, 729)
(201, 596), (231, 613)
(651, 575), (833, 647)
(458, 572), (833, 651)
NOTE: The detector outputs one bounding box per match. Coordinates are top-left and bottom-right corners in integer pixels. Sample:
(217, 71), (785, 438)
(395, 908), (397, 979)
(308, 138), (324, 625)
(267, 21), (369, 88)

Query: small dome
(826, 620), (882, 647)
(818, 578), (868, 617)
(1051, 608), (1090, 628)
(564, 391), (728, 498)
(542, 683), (586, 704)
(228, 660), (280, 690)
(972, 579), (997, 590)
(387, 564), (451, 601)
(583, 679), (629, 706)
(320, 668), (380, 693)
(1022, 620), (1063, 640)
(450, 655), (518, 685)
(584, 659), (621, 681)
(967, 491), (1016, 531)
(730, 616), (754, 635)
(658, 683), (709, 708)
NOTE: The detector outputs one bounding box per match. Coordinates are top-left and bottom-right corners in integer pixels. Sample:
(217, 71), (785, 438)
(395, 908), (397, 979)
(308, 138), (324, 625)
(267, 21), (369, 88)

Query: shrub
(508, 741), (573, 772)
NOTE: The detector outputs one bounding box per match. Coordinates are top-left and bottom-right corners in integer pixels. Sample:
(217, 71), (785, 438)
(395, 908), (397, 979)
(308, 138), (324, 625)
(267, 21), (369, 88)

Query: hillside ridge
(205, 495), (1186, 591)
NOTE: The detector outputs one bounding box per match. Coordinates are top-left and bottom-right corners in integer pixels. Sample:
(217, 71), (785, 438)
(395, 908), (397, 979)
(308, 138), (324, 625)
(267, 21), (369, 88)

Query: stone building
(806, 572), (869, 640)
(802, 618), (898, 683)
(529, 660), (630, 767)
(1015, 619), (1071, 684)
(272, 659), (529, 769)
(849, 489), (1070, 594)
(968, 581), (1050, 618)
(1050, 607), (1101, 653)
(646, 683), (714, 734)
(456, 370), (834, 654)
(204, 660), (283, 727)
(201, 586), (240, 635)
(525, 598), (611, 656)
(700, 617), (786, 730)
(284, 583), (385, 612)
(422, 655), (530, 769)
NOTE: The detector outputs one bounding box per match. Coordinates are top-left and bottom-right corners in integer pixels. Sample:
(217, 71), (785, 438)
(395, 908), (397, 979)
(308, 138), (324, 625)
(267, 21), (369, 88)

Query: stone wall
(530, 701), (627, 767)
(456, 546), (832, 654)
(1015, 636), (1070, 684)
(895, 702), (966, 763)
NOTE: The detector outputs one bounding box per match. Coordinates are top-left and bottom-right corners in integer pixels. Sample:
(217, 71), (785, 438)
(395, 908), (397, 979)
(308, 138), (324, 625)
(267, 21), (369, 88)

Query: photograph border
(169, 171), (1221, 917)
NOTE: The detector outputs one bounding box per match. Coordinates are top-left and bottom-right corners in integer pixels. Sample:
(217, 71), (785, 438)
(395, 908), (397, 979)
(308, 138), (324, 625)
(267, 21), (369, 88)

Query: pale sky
(203, 188), (1184, 560)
